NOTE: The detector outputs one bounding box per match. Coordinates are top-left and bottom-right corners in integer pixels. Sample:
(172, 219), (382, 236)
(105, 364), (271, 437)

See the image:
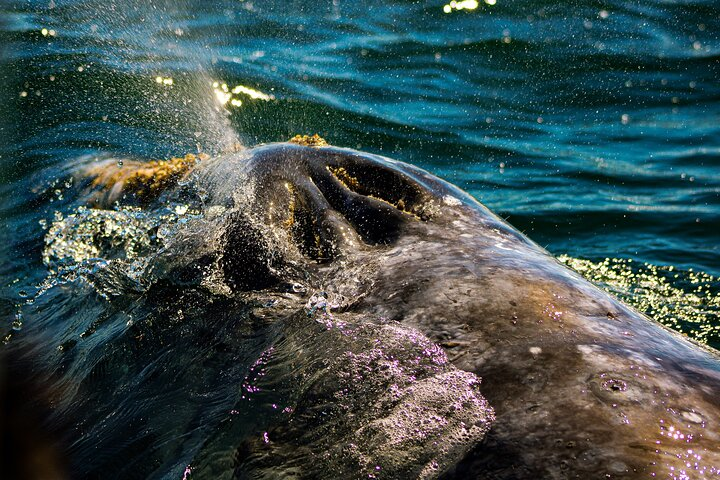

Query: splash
(212, 81), (274, 108)
(43, 206), (193, 271)
(36, 0), (246, 154)
(442, 0), (497, 14)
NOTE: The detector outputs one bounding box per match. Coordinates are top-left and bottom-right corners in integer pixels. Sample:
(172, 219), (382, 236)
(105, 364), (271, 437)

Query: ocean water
(2, 0), (718, 346)
(0, 0), (719, 475)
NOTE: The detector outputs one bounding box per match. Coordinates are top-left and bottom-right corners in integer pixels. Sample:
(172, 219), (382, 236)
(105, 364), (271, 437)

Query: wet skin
(57, 142), (720, 478)
(182, 142), (720, 479)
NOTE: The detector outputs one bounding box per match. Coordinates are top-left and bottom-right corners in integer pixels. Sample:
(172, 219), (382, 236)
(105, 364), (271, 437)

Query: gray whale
(20, 141), (720, 478)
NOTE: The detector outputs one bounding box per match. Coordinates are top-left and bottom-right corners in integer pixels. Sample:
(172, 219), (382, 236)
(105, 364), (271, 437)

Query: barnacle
(288, 134), (328, 147)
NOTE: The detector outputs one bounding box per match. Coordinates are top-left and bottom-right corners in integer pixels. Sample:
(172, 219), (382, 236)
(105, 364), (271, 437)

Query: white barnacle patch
(443, 195), (462, 206)
(681, 410), (704, 424)
(577, 344), (600, 356)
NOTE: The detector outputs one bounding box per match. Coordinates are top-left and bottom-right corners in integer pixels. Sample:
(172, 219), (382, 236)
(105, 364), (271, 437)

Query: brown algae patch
(282, 182), (330, 260)
(90, 153), (208, 203)
(283, 182), (297, 229)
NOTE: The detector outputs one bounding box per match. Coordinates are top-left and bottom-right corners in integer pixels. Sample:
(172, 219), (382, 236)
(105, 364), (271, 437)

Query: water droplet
(11, 313), (23, 331)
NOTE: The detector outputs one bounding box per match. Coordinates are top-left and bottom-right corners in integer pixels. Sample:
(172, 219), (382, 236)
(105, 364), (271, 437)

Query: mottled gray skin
(182, 142), (720, 479)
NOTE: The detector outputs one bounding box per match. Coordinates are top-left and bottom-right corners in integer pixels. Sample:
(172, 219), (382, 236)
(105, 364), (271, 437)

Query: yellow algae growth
(288, 134), (328, 147)
(327, 166), (360, 190)
(326, 165), (435, 221)
(283, 182), (297, 229)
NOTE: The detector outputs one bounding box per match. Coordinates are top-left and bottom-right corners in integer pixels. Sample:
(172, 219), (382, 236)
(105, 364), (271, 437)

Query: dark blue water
(1, 2), (719, 344)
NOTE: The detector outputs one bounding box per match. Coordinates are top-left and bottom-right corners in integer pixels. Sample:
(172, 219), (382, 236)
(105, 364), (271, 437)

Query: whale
(12, 138), (720, 479)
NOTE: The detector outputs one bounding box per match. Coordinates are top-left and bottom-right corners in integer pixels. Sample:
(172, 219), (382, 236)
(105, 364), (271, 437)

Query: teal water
(1, 1), (719, 477)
